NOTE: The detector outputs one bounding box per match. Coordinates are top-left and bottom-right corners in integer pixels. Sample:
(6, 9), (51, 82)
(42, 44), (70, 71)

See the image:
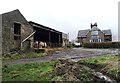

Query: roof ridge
(78, 29), (90, 31)
(1, 9), (19, 15)
(102, 29), (111, 31)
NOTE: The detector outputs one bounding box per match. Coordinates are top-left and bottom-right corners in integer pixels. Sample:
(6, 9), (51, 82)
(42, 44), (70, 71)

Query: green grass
(79, 55), (119, 81)
(2, 55), (119, 81)
(79, 55), (119, 64)
(2, 53), (47, 60)
(2, 61), (59, 81)
(27, 53), (47, 58)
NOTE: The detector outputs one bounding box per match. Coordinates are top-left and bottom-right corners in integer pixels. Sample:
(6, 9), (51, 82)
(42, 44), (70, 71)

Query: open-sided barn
(0, 9), (69, 55)
(29, 21), (62, 48)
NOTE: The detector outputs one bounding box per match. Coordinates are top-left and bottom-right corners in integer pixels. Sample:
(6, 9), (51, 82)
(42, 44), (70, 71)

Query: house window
(91, 39), (101, 43)
(93, 39), (98, 42)
(99, 39), (101, 42)
(91, 31), (100, 43)
(91, 31), (98, 35)
(14, 23), (21, 40)
(91, 35), (99, 39)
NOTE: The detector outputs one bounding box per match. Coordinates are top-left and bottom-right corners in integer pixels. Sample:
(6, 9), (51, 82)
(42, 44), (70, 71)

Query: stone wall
(0, 14), (2, 82)
(86, 31), (91, 43)
(98, 30), (104, 42)
(0, 15), (2, 55)
(2, 10), (33, 54)
(86, 30), (105, 43)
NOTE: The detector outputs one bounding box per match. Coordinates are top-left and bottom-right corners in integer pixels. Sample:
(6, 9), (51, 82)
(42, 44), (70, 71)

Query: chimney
(90, 23), (93, 29)
(94, 22), (97, 27)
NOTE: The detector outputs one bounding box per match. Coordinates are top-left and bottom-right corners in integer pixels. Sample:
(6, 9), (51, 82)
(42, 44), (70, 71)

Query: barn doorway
(14, 23), (21, 50)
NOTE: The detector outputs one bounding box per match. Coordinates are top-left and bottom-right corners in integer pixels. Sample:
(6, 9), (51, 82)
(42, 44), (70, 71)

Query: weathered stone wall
(0, 15), (2, 55)
(86, 31), (91, 43)
(0, 14), (2, 82)
(2, 10), (33, 54)
(78, 38), (86, 44)
(82, 38), (87, 43)
(98, 30), (104, 42)
(86, 30), (105, 42)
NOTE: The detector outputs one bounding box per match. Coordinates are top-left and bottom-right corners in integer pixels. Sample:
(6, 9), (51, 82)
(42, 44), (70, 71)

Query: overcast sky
(0, 0), (119, 41)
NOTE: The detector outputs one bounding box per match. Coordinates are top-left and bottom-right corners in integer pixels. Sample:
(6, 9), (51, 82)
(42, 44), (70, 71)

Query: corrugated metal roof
(102, 29), (112, 35)
(29, 21), (62, 34)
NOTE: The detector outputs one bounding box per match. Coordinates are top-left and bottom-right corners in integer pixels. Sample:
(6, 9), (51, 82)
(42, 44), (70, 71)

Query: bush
(83, 42), (120, 48)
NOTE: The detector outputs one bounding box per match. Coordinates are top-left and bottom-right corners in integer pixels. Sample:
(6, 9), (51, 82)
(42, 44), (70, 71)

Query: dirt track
(3, 48), (118, 65)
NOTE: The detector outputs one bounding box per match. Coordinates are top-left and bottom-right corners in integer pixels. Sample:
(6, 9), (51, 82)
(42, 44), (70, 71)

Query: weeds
(2, 53), (47, 60)
(79, 55), (119, 82)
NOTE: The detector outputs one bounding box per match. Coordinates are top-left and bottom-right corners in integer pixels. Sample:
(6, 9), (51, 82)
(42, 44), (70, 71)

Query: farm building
(1, 9), (33, 54)
(62, 33), (69, 47)
(29, 21), (62, 48)
(77, 23), (112, 45)
(0, 9), (69, 55)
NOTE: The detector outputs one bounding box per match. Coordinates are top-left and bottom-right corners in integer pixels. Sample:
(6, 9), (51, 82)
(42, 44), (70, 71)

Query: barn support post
(59, 34), (61, 47)
(49, 31), (51, 47)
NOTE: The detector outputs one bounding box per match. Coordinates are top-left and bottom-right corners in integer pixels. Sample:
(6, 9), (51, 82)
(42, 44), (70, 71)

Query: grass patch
(79, 55), (118, 64)
(2, 61), (59, 81)
(2, 54), (21, 60)
(79, 55), (119, 81)
(2, 53), (47, 61)
(26, 53), (47, 58)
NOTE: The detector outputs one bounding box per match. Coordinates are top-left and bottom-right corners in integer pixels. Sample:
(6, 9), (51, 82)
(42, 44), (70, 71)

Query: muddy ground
(52, 59), (117, 82)
(52, 48), (118, 62)
(2, 48), (119, 82)
(3, 47), (118, 65)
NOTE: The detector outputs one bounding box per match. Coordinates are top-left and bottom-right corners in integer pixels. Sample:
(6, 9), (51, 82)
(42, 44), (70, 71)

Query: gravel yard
(3, 48), (119, 64)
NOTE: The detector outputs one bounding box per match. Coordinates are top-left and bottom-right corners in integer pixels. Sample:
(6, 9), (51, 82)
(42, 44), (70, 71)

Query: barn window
(14, 23), (21, 40)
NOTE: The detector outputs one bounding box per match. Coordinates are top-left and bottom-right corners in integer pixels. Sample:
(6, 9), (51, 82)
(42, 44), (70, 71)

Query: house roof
(77, 29), (90, 38)
(102, 29), (112, 35)
(77, 29), (112, 38)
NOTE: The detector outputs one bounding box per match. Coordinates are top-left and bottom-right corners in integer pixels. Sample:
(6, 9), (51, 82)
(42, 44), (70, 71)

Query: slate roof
(102, 29), (112, 35)
(77, 29), (90, 37)
(77, 29), (112, 38)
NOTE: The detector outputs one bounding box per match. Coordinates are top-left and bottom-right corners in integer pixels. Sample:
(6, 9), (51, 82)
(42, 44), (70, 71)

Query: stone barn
(0, 9), (68, 55)
(1, 9), (34, 54)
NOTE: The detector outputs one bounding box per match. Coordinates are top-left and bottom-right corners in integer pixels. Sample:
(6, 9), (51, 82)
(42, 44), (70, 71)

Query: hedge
(83, 42), (120, 48)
